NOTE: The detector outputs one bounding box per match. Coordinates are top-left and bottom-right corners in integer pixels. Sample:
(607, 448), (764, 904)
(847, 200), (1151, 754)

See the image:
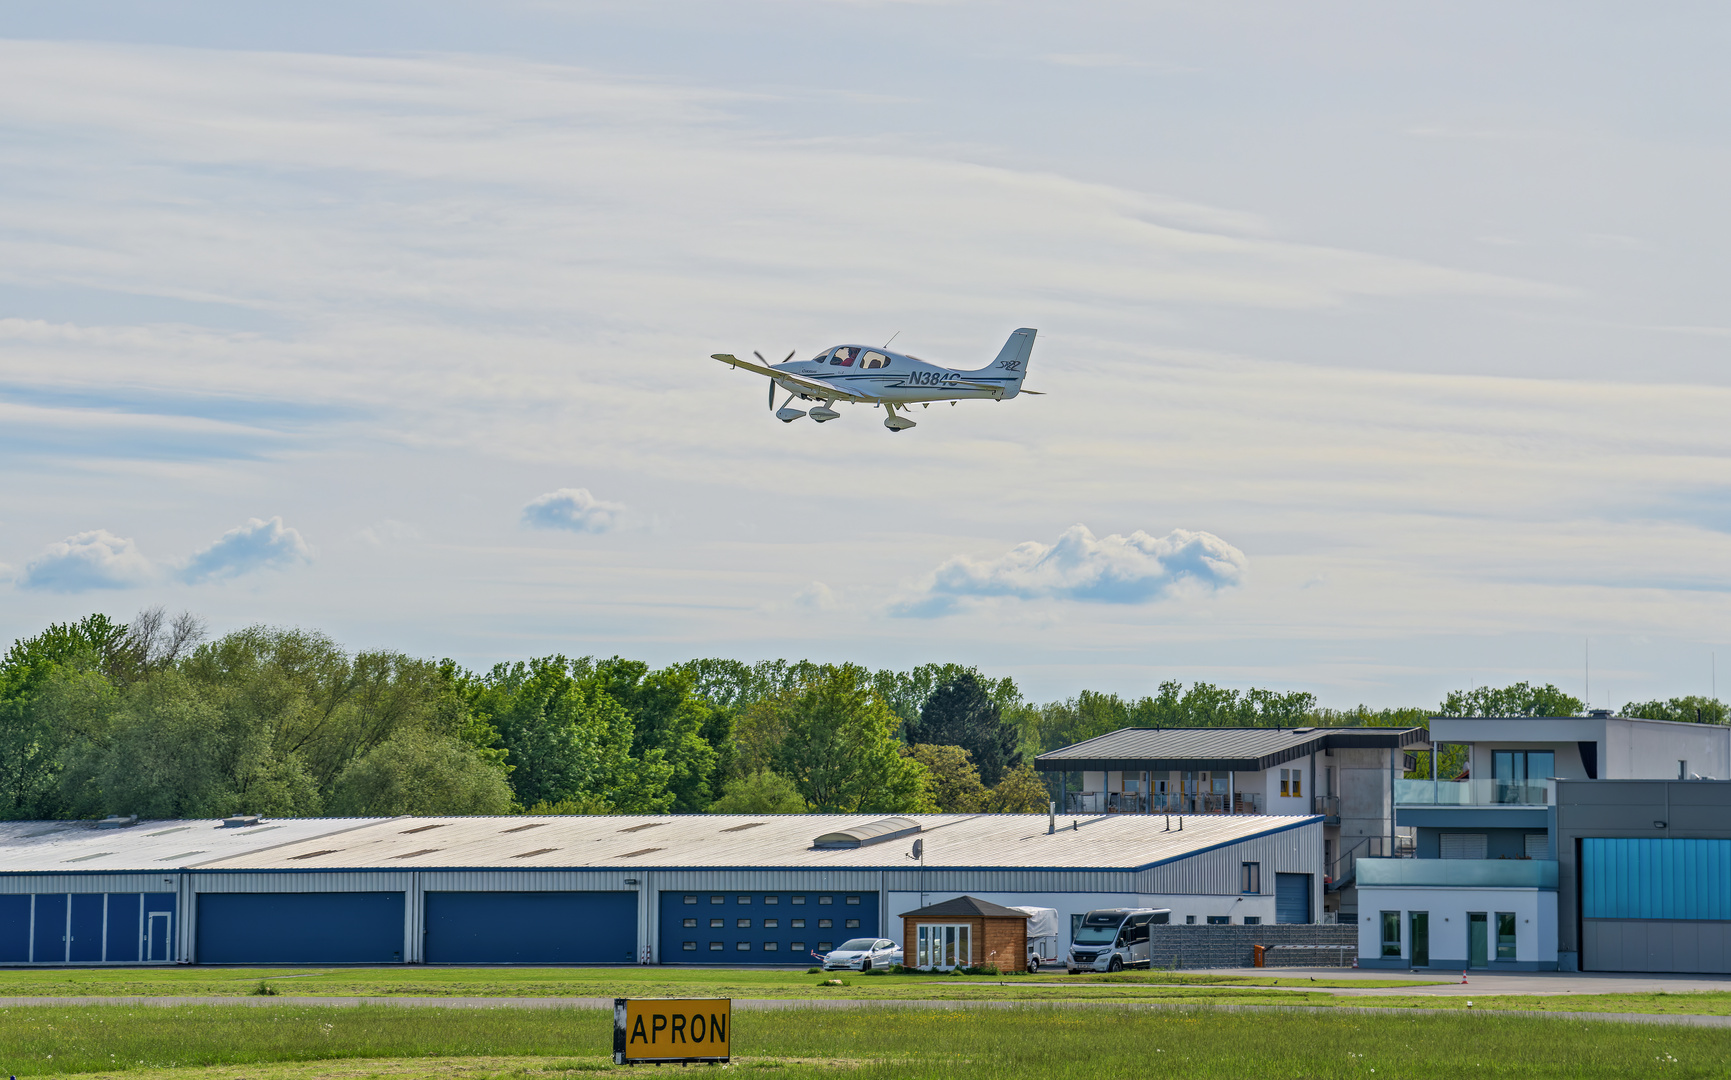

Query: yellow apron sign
(613, 998), (731, 1064)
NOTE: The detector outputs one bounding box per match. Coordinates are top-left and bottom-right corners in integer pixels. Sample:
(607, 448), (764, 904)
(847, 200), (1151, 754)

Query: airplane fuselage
(772, 343), (1021, 405)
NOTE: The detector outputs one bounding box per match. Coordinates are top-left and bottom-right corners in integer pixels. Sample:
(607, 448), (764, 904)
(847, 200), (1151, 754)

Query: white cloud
(17, 529), (157, 592)
(894, 525), (1249, 617)
(521, 488), (626, 534)
(180, 516), (314, 583)
(793, 581), (841, 612)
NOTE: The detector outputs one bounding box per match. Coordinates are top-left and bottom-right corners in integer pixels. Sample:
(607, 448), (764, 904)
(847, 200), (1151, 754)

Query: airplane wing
(712, 354), (876, 401)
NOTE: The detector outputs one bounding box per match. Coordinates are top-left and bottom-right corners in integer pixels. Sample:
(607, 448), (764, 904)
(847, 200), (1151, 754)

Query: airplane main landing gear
(774, 390), (806, 423)
(883, 404), (916, 432)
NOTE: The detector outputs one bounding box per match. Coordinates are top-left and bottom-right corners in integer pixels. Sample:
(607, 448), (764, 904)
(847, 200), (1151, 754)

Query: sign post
(613, 998), (732, 1065)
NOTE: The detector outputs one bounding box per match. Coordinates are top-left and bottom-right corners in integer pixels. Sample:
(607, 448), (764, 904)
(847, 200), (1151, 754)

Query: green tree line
(2, 610), (1722, 820)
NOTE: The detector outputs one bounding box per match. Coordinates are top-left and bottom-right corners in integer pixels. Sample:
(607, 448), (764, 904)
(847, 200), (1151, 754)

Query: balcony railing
(1356, 856), (1557, 889)
(1394, 778), (1555, 807)
(1312, 794), (1340, 820)
(1064, 791), (1265, 815)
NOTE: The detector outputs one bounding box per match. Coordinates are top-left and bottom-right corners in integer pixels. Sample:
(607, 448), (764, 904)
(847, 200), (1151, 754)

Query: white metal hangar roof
(190, 812), (1316, 873)
(0, 817), (388, 873)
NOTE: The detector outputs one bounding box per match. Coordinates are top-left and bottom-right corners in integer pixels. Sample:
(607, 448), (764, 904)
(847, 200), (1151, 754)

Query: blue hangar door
(424, 892), (637, 963)
(1581, 838), (1731, 973)
(1275, 874), (1313, 924)
(659, 889), (879, 964)
(197, 893), (405, 963)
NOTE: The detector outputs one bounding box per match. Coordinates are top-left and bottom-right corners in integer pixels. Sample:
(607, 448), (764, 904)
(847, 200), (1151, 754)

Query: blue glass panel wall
(1581, 838), (1731, 921)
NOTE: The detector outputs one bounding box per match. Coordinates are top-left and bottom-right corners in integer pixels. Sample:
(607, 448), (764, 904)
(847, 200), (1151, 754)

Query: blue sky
(1, 1), (1728, 707)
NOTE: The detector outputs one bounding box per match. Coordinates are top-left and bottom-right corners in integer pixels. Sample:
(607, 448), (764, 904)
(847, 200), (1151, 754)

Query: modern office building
(1358, 714), (1730, 972)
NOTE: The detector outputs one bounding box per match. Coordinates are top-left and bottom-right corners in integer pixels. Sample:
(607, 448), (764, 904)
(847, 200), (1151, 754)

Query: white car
(822, 937), (903, 972)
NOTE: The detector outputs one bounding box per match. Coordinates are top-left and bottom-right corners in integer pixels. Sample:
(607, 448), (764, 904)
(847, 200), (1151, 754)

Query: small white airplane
(713, 328), (1040, 431)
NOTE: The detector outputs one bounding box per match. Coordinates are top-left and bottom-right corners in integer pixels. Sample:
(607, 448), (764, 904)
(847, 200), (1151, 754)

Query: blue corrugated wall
(1582, 838), (1731, 921)
(424, 891), (637, 963)
(658, 889), (878, 964)
(197, 892), (405, 963)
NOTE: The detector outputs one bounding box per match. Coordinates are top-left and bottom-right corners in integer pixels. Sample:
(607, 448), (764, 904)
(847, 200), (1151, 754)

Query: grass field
(0, 1003), (1726, 1079)
(0, 966), (1438, 1000)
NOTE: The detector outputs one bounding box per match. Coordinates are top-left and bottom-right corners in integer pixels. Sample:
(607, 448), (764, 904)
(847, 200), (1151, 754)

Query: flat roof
(1035, 726), (1429, 772)
(0, 812), (1319, 875)
(0, 817), (389, 873)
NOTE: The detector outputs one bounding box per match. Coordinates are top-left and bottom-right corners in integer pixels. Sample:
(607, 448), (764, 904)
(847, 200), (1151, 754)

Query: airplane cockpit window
(809, 350), (831, 364)
(830, 347), (857, 367)
(860, 351), (889, 369)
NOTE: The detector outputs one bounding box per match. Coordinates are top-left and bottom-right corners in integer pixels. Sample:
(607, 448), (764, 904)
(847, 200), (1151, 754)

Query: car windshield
(836, 938), (877, 951)
(1072, 923), (1121, 945)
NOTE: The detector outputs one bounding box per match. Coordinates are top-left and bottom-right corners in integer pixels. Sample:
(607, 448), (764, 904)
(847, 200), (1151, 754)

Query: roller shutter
(1275, 873), (1312, 924)
(424, 891), (637, 964)
(197, 892), (405, 963)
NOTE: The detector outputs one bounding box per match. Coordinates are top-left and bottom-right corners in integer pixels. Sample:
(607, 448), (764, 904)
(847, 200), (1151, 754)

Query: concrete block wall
(1147, 924), (1358, 969)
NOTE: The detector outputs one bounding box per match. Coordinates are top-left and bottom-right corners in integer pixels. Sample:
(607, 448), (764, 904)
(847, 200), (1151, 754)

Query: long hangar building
(0, 812), (1321, 965)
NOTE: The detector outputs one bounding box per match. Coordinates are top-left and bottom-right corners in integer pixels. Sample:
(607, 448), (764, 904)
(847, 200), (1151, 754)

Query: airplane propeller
(754, 350), (796, 410)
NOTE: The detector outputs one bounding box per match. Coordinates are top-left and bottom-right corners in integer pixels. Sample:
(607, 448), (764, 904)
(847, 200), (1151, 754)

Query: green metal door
(1409, 912), (1429, 967)
(1468, 912), (1488, 968)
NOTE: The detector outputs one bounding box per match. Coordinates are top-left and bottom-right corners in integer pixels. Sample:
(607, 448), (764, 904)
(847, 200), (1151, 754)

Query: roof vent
(812, 817), (921, 850)
(97, 814), (138, 829)
(1589, 709), (1614, 718)
(221, 814), (262, 828)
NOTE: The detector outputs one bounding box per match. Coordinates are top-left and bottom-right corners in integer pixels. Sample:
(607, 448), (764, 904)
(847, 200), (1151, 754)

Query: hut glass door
(915, 924), (971, 970)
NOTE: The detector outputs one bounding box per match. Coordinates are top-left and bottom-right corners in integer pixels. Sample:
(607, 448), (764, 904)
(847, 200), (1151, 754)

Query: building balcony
(1064, 791), (1265, 815)
(1356, 856), (1557, 890)
(1312, 794), (1340, 823)
(1394, 779), (1554, 807)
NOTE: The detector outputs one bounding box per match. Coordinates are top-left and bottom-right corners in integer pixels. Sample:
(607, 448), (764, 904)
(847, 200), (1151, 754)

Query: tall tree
(908, 743), (988, 812)
(326, 730), (514, 816)
(594, 658), (725, 813)
(1439, 682), (1583, 718)
(1622, 695), (1727, 725)
(907, 672), (1022, 785)
(770, 664), (931, 813)
(468, 656), (672, 813)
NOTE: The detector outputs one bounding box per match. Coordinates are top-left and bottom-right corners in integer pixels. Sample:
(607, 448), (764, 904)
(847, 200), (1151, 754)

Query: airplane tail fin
(978, 328), (1037, 398)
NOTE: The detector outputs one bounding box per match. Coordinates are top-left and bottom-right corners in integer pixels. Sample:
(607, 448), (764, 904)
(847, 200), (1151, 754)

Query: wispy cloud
(522, 488), (626, 534)
(17, 529), (157, 592)
(893, 525), (1249, 617)
(180, 516), (314, 583)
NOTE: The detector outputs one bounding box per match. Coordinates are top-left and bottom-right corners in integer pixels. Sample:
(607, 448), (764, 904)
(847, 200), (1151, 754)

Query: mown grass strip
(0, 1003), (1727, 1079)
(0, 966), (1442, 1000)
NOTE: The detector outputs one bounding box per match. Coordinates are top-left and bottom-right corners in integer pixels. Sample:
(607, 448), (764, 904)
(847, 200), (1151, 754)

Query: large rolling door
(197, 892), (405, 963)
(424, 891), (637, 964)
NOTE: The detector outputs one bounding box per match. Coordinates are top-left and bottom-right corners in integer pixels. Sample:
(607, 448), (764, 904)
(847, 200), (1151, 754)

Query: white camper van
(1065, 907), (1171, 973)
(1011, 906), (1060, 972)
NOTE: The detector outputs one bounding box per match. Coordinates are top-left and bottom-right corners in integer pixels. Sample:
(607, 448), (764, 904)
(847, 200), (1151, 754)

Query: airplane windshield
(829, 347), (857, 367)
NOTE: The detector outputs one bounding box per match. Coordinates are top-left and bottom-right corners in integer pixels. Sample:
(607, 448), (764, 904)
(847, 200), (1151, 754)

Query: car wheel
(861, 959), (872, 973)
(1107, 956), (1124, 973)
(1027, 957), (1040, 973)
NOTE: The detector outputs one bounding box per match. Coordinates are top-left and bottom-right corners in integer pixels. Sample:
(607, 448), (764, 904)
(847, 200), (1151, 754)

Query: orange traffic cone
(1460, 971), (1468, 984)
